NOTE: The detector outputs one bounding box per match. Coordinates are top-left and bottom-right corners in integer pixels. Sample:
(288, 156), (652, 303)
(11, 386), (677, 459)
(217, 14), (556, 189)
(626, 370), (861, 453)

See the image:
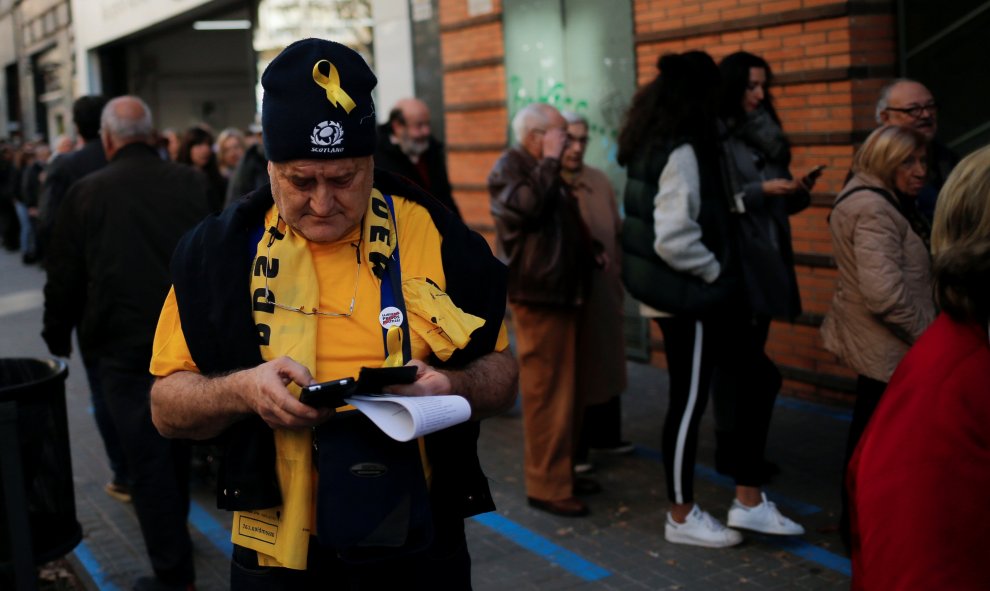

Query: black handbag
(314, 411), (434, 563)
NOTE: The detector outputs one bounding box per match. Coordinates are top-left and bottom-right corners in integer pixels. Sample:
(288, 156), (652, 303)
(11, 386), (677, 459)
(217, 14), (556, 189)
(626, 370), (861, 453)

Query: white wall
(0, 13), (14, 138)
(70, 0), (215, 95)
(370, 0), (414, 123)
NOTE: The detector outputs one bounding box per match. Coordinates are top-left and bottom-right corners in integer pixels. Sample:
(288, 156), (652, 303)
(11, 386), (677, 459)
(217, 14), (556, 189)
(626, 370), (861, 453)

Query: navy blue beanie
(261, 38), (378, 162)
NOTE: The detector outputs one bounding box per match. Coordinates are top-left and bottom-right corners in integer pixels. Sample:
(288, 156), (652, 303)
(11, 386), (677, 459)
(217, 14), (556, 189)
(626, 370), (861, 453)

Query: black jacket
(374, 124), (460, 218)
(721, 116), (808, 320)
(169, 169), (506, 516)
(42, 142), (210, 366)
(39, 139), (107, 234)
(224, 143), (269, 209)
(621, 138), (741, 317)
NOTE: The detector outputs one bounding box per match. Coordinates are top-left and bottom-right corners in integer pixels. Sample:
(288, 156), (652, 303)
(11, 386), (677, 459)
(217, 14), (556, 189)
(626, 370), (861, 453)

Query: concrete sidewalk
(0, 247), (852, 590)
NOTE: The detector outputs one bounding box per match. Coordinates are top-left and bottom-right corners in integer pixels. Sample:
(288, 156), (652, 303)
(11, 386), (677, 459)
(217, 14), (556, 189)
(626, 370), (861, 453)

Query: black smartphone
(356, 365), (418, 394)
(806, 164), (826, 180)
(801, 164), (826, 188)
(299, 377), (358, 408)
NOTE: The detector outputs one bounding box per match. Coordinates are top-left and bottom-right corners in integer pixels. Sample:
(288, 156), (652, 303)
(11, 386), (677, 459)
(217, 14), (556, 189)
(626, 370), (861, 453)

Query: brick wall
(437, 0), (899, 403)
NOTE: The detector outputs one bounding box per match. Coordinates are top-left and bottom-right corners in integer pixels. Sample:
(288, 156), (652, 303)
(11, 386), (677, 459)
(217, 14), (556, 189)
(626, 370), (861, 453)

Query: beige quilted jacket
(821, 173), (935, 382)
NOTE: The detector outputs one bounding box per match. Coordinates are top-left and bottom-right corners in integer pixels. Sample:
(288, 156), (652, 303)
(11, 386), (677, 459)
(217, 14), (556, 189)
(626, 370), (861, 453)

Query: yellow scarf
(232, 190), (484, 569)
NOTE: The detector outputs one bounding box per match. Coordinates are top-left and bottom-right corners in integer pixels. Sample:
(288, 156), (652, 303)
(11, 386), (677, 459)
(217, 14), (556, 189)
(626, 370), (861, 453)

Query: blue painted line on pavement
(633, 446), (821, 516)
(73, 541), (122, 591)
(775, 397), (852, 422)
(758, 534), (852, 576)
(472, 512), (611, 581)
(189, 501), (234, 556)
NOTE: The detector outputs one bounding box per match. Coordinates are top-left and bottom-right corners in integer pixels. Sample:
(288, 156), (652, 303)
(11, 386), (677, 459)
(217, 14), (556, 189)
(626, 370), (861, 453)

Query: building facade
(2, 0), (985, 402)
(439, 0), (990, 401)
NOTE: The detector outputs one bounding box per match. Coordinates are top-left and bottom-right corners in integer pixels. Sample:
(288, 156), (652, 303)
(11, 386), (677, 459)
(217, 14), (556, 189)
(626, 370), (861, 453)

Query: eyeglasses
(885, 102), (938, 118)
(262, 233), (361, 318)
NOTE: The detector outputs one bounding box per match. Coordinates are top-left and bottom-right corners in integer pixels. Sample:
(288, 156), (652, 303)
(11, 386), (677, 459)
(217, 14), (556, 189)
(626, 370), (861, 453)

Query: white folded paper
(344, 394), (471, 442)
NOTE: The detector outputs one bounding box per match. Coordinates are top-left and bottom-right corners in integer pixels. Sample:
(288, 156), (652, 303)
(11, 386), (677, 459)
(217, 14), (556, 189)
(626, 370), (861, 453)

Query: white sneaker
(574, 462), (594, 474)
(665, 505), (743, 548)
(727, 493), (805, 535)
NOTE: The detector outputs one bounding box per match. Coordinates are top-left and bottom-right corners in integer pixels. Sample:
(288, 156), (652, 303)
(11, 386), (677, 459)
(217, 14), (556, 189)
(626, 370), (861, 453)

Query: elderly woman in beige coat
(822, 124), (936, 549)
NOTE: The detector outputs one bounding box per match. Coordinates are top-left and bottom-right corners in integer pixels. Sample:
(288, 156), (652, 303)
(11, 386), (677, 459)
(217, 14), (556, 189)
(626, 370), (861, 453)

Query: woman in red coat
(849, 144), (990, 590)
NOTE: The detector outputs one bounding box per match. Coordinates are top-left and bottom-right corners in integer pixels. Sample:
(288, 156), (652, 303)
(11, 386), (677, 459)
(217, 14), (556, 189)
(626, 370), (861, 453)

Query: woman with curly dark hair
(177, 126), (225, 213)
(619, 51), (749, 548)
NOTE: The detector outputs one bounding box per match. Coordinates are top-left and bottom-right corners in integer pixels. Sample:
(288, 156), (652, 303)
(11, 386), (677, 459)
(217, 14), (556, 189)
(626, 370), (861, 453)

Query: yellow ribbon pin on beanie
(312, 60), (357, 114)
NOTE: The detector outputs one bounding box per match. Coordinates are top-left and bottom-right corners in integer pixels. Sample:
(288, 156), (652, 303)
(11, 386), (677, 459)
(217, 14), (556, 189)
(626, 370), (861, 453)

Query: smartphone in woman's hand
(802, 164), (826, 188)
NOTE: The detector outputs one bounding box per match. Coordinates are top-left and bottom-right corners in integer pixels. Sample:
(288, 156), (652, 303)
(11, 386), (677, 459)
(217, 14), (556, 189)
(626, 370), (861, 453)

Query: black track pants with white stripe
(657, 317), (719, 505)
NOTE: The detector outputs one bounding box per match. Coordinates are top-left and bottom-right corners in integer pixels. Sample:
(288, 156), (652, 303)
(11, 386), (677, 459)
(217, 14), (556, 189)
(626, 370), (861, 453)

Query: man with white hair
(43, 95), (209, 591)
(488, 103), (601, 517)
(875, 79), (959, 220)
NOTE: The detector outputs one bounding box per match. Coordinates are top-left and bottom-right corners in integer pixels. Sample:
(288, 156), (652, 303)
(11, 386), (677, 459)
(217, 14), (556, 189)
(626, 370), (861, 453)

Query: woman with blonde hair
(821, 124), (937, 548)
(216, 127), (246, 180)
(848, 144), (990, 589)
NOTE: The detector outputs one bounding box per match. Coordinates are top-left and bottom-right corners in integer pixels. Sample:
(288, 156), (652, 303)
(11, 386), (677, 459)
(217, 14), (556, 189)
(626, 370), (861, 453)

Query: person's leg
(839, 375), (887, 551)
(83, 359), (130, 491)
(99, 361), (194, 587)
(344, 515), (472, 590)
(719, 316), (781, 491)
(659, 317), (741, 548)
(657, 317), (711, 517)
(13, 201), (32, 260)
(511, 303), (579, 502)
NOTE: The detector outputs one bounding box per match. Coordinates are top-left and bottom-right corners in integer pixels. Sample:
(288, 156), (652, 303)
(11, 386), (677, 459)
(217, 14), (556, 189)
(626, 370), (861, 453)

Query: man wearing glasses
(876, 78), (959, 220)
(149, 39), (516, 590)
(559, 111), (631, 476)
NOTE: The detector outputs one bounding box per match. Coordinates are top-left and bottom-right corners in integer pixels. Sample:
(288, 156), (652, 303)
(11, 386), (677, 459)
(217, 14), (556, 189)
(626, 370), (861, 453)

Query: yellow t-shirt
(151, 195), (508, 381)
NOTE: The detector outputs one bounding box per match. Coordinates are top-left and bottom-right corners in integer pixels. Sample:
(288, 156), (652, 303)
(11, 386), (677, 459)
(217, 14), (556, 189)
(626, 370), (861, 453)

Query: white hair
(101, 96), (153, 143)
(561, 111), (587, 127)
(511, 103), (550, 145)
(875, 78), (921, 124)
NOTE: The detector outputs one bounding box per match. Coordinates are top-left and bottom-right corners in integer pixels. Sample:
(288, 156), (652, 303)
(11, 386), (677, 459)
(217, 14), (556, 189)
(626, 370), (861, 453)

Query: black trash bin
(0, 358), (82, 571)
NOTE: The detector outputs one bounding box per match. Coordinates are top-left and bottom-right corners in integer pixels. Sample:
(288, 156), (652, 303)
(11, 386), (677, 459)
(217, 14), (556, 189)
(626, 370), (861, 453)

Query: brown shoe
(527, 496), (589, 517)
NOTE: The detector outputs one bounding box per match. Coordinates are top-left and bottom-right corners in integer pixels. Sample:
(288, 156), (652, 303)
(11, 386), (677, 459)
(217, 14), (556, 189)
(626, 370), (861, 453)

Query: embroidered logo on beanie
(311, 121), (344, 150)
(262, 38), (378, 162)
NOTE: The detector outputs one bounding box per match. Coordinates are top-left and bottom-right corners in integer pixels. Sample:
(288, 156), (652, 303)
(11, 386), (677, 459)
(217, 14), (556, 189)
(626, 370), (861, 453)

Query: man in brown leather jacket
(488, 102), (598, 517)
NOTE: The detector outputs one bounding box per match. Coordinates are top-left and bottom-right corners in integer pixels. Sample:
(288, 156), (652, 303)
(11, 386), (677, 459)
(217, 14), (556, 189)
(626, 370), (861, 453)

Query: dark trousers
(575, 395), (624, 463)
(99, 360), (194, 585)
(839, 374), (887, 552)
(657, 317), (719, 505)
(230, 516), (472, 590)
(83, 360), (129, 485)
(711, 315), (781, 487)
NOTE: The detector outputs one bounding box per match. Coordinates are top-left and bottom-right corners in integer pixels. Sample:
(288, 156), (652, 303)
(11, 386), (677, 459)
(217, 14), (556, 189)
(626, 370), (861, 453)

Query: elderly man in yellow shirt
(148, 38), (516, 590)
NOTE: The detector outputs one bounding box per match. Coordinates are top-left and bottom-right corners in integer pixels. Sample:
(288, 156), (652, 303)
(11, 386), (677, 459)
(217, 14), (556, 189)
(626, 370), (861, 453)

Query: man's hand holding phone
(299, 365), (421, 408)
(299, 377), (358, 408)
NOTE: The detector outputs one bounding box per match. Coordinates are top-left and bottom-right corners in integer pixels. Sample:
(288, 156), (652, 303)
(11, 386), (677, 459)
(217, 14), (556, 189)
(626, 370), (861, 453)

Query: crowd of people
(0, 36), (986, 590)
(488, 47), (987, 588)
